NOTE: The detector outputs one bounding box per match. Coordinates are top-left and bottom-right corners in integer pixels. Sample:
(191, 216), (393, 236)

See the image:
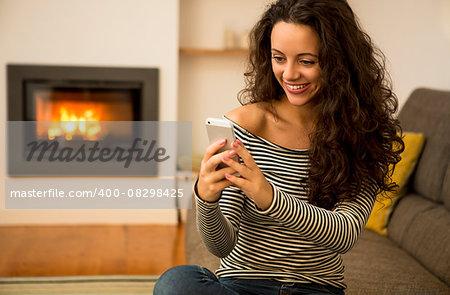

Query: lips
(283, 82), (311, 94)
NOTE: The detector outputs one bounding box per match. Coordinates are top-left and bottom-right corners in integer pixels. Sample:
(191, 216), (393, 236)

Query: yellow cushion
(365, 132), (425, 236)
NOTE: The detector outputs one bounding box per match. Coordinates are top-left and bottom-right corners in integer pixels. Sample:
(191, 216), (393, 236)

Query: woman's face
(271, 21), (322, 107)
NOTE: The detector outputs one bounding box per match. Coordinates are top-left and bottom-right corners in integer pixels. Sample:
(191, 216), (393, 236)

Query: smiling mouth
(285, 82), (310, 90)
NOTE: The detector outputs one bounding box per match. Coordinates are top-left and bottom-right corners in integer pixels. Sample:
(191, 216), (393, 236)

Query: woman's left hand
(222, 139), (273, 211)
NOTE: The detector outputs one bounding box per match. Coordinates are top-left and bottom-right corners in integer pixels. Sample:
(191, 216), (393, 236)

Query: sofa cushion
(398, 88), (450, 203)
(388, 194), (450, 286)
(388, 194), (437, 243)
(343, 230), (449, 294)
(366, 132), (425, 235)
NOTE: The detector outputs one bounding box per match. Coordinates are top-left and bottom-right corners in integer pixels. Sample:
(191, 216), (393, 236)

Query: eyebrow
(271, 48), (318, 58)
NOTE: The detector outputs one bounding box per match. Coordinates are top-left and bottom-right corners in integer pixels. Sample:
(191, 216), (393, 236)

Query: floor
(0, 224), (185, 276)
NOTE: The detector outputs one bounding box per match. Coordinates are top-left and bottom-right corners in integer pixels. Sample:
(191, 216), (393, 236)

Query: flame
(47, 107), (102, 141)
(35, 90), (134, 141)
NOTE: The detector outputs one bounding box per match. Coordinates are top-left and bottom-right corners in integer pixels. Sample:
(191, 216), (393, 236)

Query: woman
(155, 0), (403, 294)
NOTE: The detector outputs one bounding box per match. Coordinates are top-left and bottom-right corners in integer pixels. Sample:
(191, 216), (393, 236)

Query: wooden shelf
(179, 48), (249, 56)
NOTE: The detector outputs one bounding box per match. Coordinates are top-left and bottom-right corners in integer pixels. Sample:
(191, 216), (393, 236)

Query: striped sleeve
(259, 182), (377, 253)
(195, 184), (245, 258)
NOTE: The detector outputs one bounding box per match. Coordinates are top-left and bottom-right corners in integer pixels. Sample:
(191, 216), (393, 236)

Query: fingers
(203, 139), (227, 161)
(197, 139), (242, 202)
(221, 151), (244, 175)
(225, 172), (248, 187)
(197, 175), (233, 203)
(223, 145), (274, 210)
(203, 165), (236, 183)
(230, 139), (258, 170)
(203, 150), (234, 173)
(202, 139), (233, 172)
(221, 139), (256, 177)
(200, 146), (237, 183)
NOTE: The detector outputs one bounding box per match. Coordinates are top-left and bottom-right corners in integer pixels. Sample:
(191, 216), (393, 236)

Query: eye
(272, 55), (285, 63)
(299, 60), (316, 66)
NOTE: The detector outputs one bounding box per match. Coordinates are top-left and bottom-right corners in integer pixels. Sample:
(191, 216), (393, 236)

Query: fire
(35, 90), (134, 141)
(47, 107), (102, 141)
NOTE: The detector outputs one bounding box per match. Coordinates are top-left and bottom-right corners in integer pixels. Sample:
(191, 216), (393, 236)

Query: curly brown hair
(239, 0), (404, 210)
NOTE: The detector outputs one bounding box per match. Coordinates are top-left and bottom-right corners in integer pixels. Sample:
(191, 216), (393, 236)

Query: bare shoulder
(225, 102), (269, 135)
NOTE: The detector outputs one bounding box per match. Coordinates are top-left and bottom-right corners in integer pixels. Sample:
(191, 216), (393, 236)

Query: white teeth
(286, 83), (308, 90)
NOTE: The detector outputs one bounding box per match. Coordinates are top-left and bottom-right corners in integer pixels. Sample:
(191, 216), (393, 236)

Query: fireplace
(8, 64), (158, 141)
(6, 64), (176, 177)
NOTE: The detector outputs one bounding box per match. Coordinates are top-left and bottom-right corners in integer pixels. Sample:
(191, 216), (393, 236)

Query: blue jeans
(153, 265), (345, 295)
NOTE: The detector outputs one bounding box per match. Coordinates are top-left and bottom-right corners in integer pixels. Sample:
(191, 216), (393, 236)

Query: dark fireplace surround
(7, 64), (159, 123)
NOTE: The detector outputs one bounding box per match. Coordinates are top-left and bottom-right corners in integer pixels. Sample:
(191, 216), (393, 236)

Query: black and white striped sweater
(195, 117), (377, 289)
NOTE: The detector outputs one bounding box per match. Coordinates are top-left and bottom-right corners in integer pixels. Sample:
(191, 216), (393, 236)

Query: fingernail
(225, 173), (232, 179)
(219, 139), (226, 145)
(229, 150), (236, 156)
(223, 156), (229, 161)
(232, 139), (240, 148)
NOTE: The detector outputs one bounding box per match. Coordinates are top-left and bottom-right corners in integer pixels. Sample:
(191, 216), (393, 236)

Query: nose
(283, 61), (300, 82)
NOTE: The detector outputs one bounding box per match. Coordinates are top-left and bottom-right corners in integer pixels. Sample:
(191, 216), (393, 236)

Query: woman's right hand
(196, 139), (237, 202)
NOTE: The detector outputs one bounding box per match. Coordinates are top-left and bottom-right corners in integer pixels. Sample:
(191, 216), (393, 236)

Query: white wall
(348, 0), (450, 109)
(178, 0), (269, 155)
(180, 0), (450, 156)
(0, 0), (180, 225)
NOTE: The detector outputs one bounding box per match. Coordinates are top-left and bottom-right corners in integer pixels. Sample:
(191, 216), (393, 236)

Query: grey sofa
(185, 88), (450, 294)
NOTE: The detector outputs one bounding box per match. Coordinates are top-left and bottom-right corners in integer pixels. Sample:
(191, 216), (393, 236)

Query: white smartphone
(205, 117), (238, 169)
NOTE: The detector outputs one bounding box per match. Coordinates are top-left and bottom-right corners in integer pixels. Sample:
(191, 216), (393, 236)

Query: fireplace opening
(27, 81), (140, 141)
